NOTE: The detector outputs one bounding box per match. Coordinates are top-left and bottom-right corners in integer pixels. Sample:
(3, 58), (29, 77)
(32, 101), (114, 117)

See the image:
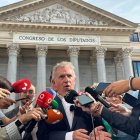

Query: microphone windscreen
(45, 109), (63, 124)
(51, 100), (59, 109)
(36, 91), (53, 108)
(85, 87), (97, 97)
(12, 79), (31, 93)
(47, 88), (57, 98)
(64, 90), (78, 104)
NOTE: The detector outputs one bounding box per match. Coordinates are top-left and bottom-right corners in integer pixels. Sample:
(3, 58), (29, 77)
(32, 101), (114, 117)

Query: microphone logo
(47, 98), (53, 104)
(39, 94), (45, 99)
(53, 109), (61, 115)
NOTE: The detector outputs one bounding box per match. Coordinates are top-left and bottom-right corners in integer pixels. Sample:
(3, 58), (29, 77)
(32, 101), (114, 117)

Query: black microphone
(64, 90), (94, 106)
(64, 90), (78, 104)
(85, 87), (111, 108)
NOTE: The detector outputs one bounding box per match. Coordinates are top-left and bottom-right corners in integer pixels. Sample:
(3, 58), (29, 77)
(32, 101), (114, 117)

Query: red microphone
(45, 109), (63, 124)
(12, 79), (31, 93)
(36, 91), (53, 109)
(24, 91), (54, 133)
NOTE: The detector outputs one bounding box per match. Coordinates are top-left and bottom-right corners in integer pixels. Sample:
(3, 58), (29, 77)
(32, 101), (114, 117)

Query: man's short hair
(52, 61), (76, 80)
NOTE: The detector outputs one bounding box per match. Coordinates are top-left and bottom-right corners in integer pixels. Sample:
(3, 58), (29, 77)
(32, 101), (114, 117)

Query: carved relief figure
(5, 4), (108, 26)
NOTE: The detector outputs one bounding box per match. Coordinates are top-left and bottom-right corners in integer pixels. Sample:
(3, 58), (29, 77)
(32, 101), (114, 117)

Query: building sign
(13, 33), (100, 46)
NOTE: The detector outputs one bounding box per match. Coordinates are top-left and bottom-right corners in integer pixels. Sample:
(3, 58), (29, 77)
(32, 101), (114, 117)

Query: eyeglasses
(23, 90), (34, 95)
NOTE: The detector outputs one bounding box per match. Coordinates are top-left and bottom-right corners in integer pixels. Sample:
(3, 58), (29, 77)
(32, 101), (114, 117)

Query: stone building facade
(0, 0), (139, 99)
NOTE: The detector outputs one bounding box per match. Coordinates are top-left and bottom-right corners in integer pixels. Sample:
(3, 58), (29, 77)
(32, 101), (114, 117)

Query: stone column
(68, 46), (80, 92)
(7, 43), (20, 83)
(96, 46), (107, 82)
(36, 45), (48, 95)
(121, 48), (133, 79)
(114, 55), (124, 80)
(90, 52), (97, 84)
(6, 43), (20, 111)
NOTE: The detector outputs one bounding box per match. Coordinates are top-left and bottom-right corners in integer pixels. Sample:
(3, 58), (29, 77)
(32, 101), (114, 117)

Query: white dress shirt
(58, 94), (74, 140)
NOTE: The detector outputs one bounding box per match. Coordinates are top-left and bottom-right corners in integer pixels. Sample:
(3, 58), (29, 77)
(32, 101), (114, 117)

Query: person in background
(49, 70), (57, 92)
(0, 92), (44, 140)
(0, 76), (18, 126)
(5, 84), (37, 140)
(6, 84), (36, 118)
(103, 77), (140, 97)
(76, 77), (140, 138)
(37, 61), (111, 140)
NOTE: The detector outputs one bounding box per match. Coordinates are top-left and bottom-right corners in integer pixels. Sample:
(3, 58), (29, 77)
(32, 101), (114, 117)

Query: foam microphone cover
(45, 109), (63, 124)
(12, 79), (31, 93)
(51, 100), (59, 109)
(85, 87), (111, 108)
(85, 87), (97, 98)
(36, 91), (53, 108)
(46, 88), (57, 99)
(64, 90), (78, 104)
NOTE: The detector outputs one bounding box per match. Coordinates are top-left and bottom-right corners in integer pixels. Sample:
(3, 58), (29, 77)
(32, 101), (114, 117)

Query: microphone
(36, 91), (53, 109)
(64, 90), (78, 104)
(25, 91), (54, 133)
(11, 79), (31, 93)
(64, 90), (94, 106)
(46, 88), (57, 99)
(85, 87), (111, 108)
(45, 109), (63, 124)
(51, 100), (59, 109)
(15, 97), (29, 102)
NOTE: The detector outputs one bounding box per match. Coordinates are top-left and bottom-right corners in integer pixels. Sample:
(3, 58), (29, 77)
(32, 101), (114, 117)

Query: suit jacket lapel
(71, 107), (82, 130)
(55, 96), (70, 130)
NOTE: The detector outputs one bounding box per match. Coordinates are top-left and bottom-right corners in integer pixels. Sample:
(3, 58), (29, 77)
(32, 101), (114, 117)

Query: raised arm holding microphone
(103, 77), (140, 97)
(37, 61), (111, 140)
(0, 99), (44, 140)
(78, 78), (140, 138)
(0, 82), (44, 140)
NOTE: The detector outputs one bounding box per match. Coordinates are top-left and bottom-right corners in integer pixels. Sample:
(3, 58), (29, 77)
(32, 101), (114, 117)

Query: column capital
(96, 46), (107, 57)
(67, 46), (80, 56)
(121, 48), (133, 57)
(7, 43), (20, 56)
(36, 45), (48, 57)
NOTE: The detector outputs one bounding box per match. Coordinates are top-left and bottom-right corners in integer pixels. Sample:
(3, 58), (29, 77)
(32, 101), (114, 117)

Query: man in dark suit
(37, 61), (111, 140)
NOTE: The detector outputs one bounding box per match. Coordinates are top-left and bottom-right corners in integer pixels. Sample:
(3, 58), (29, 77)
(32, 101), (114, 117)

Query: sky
(0, 0), (140, 23)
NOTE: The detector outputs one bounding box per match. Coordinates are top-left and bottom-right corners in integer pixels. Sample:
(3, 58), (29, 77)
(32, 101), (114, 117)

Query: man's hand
(19, 100), (33, 115)
(0, 97), (15, 109)
(103, 80), (129, 97)
(109, 103), (131, 116)
(90, 126), (112, 140)
(74, 98), (103, 117)
(0, 88), (10, 99)
(73, 129), (90, 140)
(18, 107), (46, 124)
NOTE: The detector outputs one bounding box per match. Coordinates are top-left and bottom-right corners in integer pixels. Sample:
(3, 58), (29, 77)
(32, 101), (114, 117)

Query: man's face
(20, 85), (35, 105)
(53, 66), (76, 97)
